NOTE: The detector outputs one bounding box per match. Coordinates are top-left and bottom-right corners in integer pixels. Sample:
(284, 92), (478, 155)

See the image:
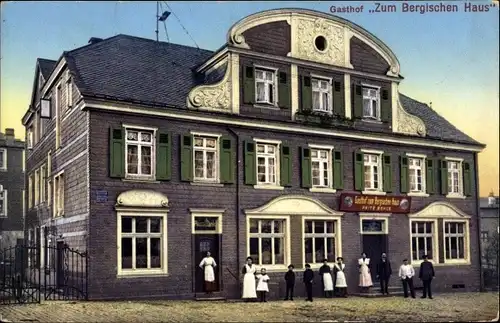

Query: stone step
(195, 296), (226, 301)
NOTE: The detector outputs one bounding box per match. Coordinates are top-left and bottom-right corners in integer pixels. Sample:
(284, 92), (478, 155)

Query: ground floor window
(410, 220), (436, 262)
(444, 221), (467, 262)
(248, 218), (286, 267)
(303, 219), (338, 264)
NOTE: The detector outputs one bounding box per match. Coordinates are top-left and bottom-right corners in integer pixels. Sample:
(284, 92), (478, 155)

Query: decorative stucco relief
(245, 195), (344, 216)
(116, 189), (169, 208)
(395, 100), (427, 137)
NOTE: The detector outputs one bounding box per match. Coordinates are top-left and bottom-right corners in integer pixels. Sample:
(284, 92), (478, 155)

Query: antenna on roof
(163, 1), (199, 49)
(159, 2), (170, 42)
(155, 1), (159, 42)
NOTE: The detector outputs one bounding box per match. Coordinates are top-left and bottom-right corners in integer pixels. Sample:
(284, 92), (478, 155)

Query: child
(303, 263), (314, 302)
(284, 264), (295, 301)
(256, 268), (270, 302)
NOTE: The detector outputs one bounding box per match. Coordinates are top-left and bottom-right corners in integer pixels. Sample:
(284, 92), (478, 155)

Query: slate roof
(42, 34), (482, 147)
(38, 58), (57, 79)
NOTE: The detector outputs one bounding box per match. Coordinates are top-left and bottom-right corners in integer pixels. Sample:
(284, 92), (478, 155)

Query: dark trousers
(380, 277), (390, 294)
(285, 284), (294, 300)
(422, 279), (433, 298)
(258, 291), (267, 302)
(305, 283), (313, 301)
(401, 277), (415, 298)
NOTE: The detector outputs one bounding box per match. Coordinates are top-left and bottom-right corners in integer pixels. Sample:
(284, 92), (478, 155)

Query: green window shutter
(280, 145), (292, 187)
(383, 154), (393, 193)
(278, 72), (291, 109)
(244, 141), (257, 185)
(353, 151), (364, 191)
(352, 84), (363, 118)
(300, 147), (312, 188)
(439, 159), (448, 195)
(301, 76), (312, 112)
(380, 87), (391, 122)
(156, 132), (171, 181)
(109, 127), (125, 178)
(333, 150), (344, 189)
(220, 136), (235, 184)
(426, 159), (436, 194)
(243, 66), (255, 104)
(463, 162), (472, 196)
(180, 134), (193, 182)
(400, 156), (409, 193)
(333, 80), (345, 117)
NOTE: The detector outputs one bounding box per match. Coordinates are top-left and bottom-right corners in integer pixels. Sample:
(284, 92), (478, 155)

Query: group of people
(198, 251), (436, 301)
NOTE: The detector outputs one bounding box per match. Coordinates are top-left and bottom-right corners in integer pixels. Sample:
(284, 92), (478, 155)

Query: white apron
(322, 272), (334, 291)
(199, 257), (216, 282)
(242, 264), (257, 298)
(256, 274), (270, 292)
(358, 258), (373, 287)
(334, 263), (347, 288)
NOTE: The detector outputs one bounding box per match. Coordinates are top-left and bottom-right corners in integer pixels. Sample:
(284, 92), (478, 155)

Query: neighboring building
(480, 193), (499, 269)
(0, 128), (25, 250)
(23, 9), (486, 300)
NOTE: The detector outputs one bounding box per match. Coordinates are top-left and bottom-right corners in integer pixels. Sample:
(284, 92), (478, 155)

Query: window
(0, 190), (6, 217)
(34, 169), (40, 206)
(447, 160), (463, 195)
(54, 172), (64, 217)
(40, 165), (46, 203)
(311, 149), (331, 188)
(444, 221), (467, 262)
(117, 214), (168, 275)
(47, 179), (52, 207)
(360, 219), (387, 234)
(27, 128), (34, 149)
(410, 221), (436, 263)
(255, 68), (277, 105)
(248, 218), (287, 266)
(28, 175), (33, 209)
(55, 85), (62, 149)
(304, 219), (338, 265)
(0, 148), (6, 171)
(56, 84), (63, 114)
(409, 157), (425, 192)
(66, 75), (73, 108)
(256, 143), (279, 185)
(125, 128), (155, 179)
(362, 86), (380, 119)
(193, 135), (218, 182)
(481, 231), (489, 244)
(312, 78), (332, 113)
(38, 110), (46, 139)
(363, 153), (382, 191)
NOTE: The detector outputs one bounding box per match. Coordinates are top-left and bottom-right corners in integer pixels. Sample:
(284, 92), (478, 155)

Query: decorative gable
(407, 201), (471, 219)
(115, 189), (169, 208)
(245, 195), (344, 216)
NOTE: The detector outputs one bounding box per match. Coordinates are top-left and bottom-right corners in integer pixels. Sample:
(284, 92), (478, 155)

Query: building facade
(23, 9), (485, 300)
(479, 194), (499, 289)
(0, 129), (25, 250)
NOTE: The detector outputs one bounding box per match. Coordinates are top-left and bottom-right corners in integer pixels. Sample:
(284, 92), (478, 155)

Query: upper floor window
(362, 86), (380, 120)
(40, 164), (46, 203)
(409, 157), (425, 193)
(312, 78), (332, 113)
(193, 135), (218, 182)
(447, 160), (462, 195)
(0, 148), (6, 171)
(34, 169), (40, 206)
(28, 175), (33, 209)
(0, 189), (6, 217)
(66, 74), (73, 109)
(56, 84), (63, 114)
(126, 128), (155, 180)
(256, 142), (278, 186)
(311, 148), (331, 188)
(364, 153), (381, 191)
(27, 127), (34, 149)
(255, 68), (276, 105)
(54, 172), (65, 217)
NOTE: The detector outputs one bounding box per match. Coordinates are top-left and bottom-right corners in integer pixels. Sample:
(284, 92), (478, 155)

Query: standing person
(303, 263), (314, 302)
(319, 259), (334, 298)
(284, 264), (295, 301)
(419, 254), (435, 299)
(256, 268), (270, 303)
(376, 252), (392, 295)
(198, 251), (217, 294)
(398, 258), (416, 298)
(358, 252), (373, 292)
(241, 256), (257, 301)
(333, 257), (348, 298)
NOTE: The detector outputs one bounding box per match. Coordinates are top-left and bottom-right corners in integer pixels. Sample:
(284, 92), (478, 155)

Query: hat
(403, 258), (408, 262)
(246, 256), (253, 261)
(323, 259), (329, 262)
(288, 264), (294, 269)
(336, 257), (343, 261)
(305, 263), (311, 268)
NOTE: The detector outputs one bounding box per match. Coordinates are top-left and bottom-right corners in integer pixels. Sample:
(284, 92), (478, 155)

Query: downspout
(474, 152), (484, 292)
(227, 127), (241, 297)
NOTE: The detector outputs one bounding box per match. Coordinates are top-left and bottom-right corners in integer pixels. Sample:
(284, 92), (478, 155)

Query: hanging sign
(339, 193), (411, 214)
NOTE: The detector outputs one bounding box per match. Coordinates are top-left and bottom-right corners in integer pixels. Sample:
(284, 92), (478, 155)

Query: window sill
(122, 178), (160, 184)
(362, 190), (387, 196)
(117, 271), (170, 278)
(442, 260), (471, 266)
(361, 118), (383, 124)
(408, 192), (430, 197)
(309, 187), (337, 194)
(253, 103), (279, 110)
(255, 265), (288, 272)
(191, 182), (224, 187)
(253, 185), (285, 191)
(0, 168), (7, 172)
(446, 193), (466, 199)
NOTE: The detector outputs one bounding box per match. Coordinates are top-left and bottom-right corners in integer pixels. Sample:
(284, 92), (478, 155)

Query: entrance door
(362, 234), (388, 283)
(194, 234), (220, 293)
(56, 241), (65, 289)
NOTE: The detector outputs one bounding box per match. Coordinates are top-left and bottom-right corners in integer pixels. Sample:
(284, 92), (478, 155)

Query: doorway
(360, 218), (389, 283)
(56, 241), (65, 289)
(194, 234), (221, 293)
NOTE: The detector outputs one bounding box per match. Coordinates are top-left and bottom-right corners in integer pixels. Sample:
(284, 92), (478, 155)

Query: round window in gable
(314, 35), (327, 52)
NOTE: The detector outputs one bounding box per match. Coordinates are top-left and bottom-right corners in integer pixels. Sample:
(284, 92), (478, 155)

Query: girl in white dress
(333, 257), (348, 297)
(319, 259), (334, 298)
(358, 252), (373, 292)
(256, 268), (270, 302)
(241, 256), (257, 301)
(199, 251), (217, 293)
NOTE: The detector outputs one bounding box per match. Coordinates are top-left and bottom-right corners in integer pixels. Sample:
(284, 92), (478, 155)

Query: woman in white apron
(358, 252), (373, 292)
(319, 259), (334, 298)
(333, 257), (347, 297)
(198, 251), (217, 294)
(241, 256), (257, 301)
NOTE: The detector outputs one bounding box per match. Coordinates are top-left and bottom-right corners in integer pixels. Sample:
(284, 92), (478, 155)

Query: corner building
(23, 9), (485, 300)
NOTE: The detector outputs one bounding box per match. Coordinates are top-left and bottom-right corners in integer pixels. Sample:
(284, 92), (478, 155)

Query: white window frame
(190, 209), (224, 234)
(116, 211), (169, 276)
(0, 148), (6, 171)
(445, 157), (464, 198)
(53, 171), (65, 217)
(302, 216), (342, 269)
(40, 164), (46, 203)
(311, 75), (333, 113)
(0, 189), (7, 217)
(443, 219), (470, 265)
(254, 139), (282, 190)
(362, 84), (381, 120)
(191, 132), (220, 183)
(34, 169), (40, 206)
(361, 149), (384, 194)
(124, 125), (157, 180)
(309, 144), (334, 191)
(28, 175), (33, 209)
(27, 127), (34, 149)
(254, 66), (278, 106)
(359, 214), (389, 235)
(47, 179), (52, 207)
(406, 153), (429, 197)
(246, 215), (290, 270)
(55, 84), (62, 149)
(66, 72), (73, 109)
(409, 219), (439, 266)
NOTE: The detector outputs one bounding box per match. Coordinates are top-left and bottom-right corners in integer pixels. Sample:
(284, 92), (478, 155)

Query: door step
(352, 286), (405, 298)
(195, 296), (226, 301)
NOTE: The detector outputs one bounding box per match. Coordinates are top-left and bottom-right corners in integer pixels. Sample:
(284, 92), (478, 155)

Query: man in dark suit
(376, 252), (392, 295)
(303, 263), (314, 302)
(419, 254), (435, 299)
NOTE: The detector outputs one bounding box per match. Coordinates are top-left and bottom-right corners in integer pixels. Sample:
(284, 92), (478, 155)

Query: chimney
(88, 37), (103, 45)
(5, 128), (15, 139)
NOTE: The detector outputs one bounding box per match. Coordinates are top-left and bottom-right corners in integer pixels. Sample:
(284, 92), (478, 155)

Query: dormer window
(362, 86), (380, 120)
(255, 68), (277, 105)
(312, 77), (332, 113)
